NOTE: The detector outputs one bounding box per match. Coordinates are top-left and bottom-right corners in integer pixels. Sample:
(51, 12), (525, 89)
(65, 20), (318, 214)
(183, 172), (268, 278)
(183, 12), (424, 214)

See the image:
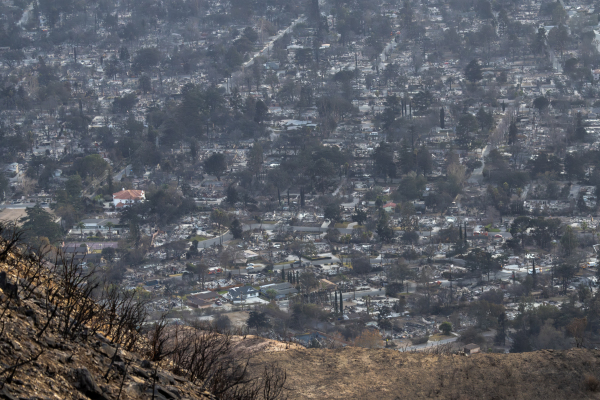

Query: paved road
(113, 165), (130, 182)
(467, 145), (490, 185)
(242, 16), (306, 69)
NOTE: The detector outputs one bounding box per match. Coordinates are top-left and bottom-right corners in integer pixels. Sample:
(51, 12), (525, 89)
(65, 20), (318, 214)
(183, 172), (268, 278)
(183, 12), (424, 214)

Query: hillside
(252, 347), (600, 399)
(0, 291), (215, 400)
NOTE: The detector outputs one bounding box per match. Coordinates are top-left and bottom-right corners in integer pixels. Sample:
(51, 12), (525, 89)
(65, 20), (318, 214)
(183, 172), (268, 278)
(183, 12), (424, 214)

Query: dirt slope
(0, 295), (215, 400)
(253, 347), (600, 400)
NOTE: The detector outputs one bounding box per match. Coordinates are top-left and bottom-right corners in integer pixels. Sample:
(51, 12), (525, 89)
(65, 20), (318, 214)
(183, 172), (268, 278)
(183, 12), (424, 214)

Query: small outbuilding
(464, 343), (480, 355)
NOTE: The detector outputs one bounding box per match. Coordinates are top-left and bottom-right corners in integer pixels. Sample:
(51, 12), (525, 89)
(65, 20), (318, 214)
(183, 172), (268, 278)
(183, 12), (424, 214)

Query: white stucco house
(112, 189), (145, 208)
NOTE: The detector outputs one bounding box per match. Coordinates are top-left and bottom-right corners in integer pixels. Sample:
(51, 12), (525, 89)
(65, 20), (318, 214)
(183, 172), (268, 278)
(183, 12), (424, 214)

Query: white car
(247, 263), (254, 267)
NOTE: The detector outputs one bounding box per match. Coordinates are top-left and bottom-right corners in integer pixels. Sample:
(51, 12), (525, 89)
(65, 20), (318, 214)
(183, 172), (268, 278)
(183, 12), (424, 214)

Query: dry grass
(584, 374), (600, 392)
(251, 347), (600, 399)
(0, 208), (28, 225)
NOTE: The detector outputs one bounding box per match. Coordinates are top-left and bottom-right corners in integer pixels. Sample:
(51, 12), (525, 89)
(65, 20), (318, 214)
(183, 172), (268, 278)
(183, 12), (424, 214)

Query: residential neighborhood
(1, 0), (600, 357)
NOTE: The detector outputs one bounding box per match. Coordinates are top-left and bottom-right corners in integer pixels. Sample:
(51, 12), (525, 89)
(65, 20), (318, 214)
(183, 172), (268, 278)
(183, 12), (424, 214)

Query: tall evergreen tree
(282, 267), (285, 281)
(19, 204), (62, 244)
(464, 59), (483, 83)
(339, 290), (343, 315)
(440, 108), (445, 129)
(508, 120), (518, 145)
(334, 290), (338, 316)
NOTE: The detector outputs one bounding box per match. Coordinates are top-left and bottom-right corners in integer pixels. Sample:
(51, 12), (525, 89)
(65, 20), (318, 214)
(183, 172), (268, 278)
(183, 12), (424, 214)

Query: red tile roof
(113, 189), (145, 200)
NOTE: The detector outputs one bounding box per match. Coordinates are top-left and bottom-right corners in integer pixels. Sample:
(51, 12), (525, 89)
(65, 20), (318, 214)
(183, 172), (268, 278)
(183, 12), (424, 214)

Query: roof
(243, 250), (259, 258)
(113, 189), (145, 200)
(188, 291), (220, 300)
(229, 286), (258, 295)
(319, 279), (337, 288)
(464, 343), (480, 350)
(261, 282), (295, 291)
(80, 218), (120, 226)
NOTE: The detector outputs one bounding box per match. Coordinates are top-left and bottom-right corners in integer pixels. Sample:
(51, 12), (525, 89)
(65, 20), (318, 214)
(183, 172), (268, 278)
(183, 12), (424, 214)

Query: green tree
(65, 174), (83, 202)
(533, 96), (549, 112)
(560, 226), (578, 256)
(352, 207), (368, 225)
(532, 27), (547, 55)
(102, 247), (117, 264)
(556, 264), (577, 293)
(132, 47), (161, 73)
(324, 204), (343, 223)
(20, 204), (62, 244)
(0, 172), (8, 200)
(465, 248), (501, 281)
(119, 46), (130, 61)
(295, 48), (313, 69)
(439, 321), (452, 335)
(230, 218), (243, 239)
(299, 272), (319, 293)
(334, 290), (338, 315)
(476, 107), (494, 132)
(246, 310), (270, 330)
(373, 141), (396, 181)
(464, 59), (482, 83)
(73, 155), (109, 180)
(388, 260), (414, 292)
(226, 184), (239, 205)
(254, 100), (269, 123)
(203, 153), (227, 180)
(411, 91), (433, 112)
(456, 114), (479, 141)
(138, 75), (152, 94)
(352, 255), (373, 275)
(547, 24), (569, 57)
(112, 93), (138, 114)
(247, 143), (263, 176)
(510, 330), (532, 353)
(508, 120), (518, 145)
(376, 212), (395, 242)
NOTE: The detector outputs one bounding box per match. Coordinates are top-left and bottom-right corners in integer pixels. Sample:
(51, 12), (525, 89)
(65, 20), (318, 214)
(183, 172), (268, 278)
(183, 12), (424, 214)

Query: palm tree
(105, 221), (115, 239)
(75, 222), (86, 239)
